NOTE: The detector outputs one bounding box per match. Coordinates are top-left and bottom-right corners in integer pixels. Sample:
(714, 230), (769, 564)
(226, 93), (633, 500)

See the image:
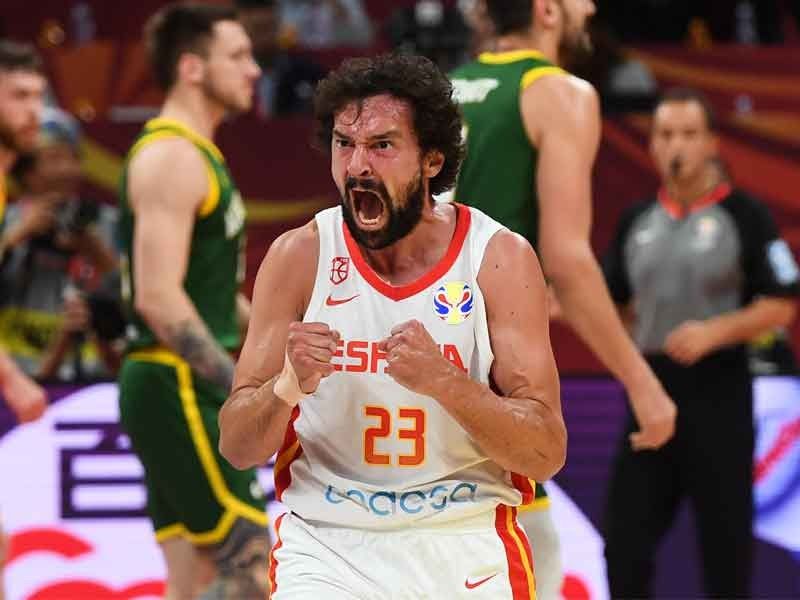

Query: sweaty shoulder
(257, 219), (320, 316)
(520, 73), (599, 145)
(269, 219), (319, 259)
(127, 136), (208, 213)
(478, 228), (540, 286)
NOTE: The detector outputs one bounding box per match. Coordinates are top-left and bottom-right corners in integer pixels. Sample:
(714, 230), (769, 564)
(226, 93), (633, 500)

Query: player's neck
(0, 143), (15, 176)
(666, 166), (720, 207)
(494, 30), (559, 65)
(159, 89), (224, 141)
(357, 201), (456, 286)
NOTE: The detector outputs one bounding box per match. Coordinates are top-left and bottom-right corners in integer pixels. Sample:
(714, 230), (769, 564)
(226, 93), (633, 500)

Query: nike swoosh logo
(465, 573), (498, 589)
(325, 293), (359, 307)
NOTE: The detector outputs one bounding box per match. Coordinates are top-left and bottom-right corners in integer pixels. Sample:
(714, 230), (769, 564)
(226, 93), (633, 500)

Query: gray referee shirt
(603, 184), (800, 355)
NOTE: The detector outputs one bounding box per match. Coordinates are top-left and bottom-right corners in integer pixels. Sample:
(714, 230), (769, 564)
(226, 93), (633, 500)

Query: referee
(602, 88), (799, 598)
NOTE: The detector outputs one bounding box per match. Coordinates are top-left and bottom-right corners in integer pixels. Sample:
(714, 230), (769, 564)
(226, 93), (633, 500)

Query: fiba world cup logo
(433, 281), (474, 325)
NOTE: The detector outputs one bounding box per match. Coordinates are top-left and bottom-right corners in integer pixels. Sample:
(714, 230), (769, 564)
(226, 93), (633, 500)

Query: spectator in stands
(597, 0), (784, 44)
(236, 0), (327, 117)
(387, 0), (473, 72)
(0, 107), (120, 381)
(279, 0), (373, 48)
(458, 0), (495, 56)
(602, 88), (799, 598)
(571, 22), (657, 112)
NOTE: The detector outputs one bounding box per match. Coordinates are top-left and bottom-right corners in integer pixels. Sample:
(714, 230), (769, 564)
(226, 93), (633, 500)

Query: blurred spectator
(237, 0), (327, 117)
(279, 0), (373, 48)
(596, 0), (694, 43)
(572, 23), (657, 112)
(387, 0), (472, 71)
(596, 0), (784, 44)
(602, 88), (799, 598)
(458, 0), (495, 56)
(706, 0), (784, 44)
(0, 107), (122, 381)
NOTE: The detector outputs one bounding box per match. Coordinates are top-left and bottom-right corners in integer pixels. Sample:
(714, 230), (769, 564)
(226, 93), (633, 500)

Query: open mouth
(351, 189), (387, 229)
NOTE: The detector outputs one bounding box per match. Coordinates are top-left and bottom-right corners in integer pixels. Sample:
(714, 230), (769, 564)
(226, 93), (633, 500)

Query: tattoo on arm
(165, 319), (235, 391)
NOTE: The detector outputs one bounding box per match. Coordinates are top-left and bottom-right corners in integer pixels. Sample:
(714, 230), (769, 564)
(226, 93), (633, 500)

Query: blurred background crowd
(0, 0), (797, 384)
(0, 2), (798, 599)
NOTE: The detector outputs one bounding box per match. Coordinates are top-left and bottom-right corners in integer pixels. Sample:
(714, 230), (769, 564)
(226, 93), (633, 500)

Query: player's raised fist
(285, 321), (340, 393)
(378, 320), (454, 397)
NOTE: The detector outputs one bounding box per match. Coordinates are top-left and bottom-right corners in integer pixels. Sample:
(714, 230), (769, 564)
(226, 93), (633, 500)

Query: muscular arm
(522, 75), (675, 448)
(236, 292), (251, 337)
(219, 224), (317, 469)
(383, 231), (565, 480)
(129, 138), (235, 391)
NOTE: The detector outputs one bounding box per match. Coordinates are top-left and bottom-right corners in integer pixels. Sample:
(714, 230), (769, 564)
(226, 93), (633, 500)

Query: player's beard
(0, 117), (33, 154)
(558, 11), (593, 68)
(341, 170), (426, 251)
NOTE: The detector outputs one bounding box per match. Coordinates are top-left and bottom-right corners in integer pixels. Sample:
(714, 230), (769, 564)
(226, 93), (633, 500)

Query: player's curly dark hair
(313, 52), (465, 196)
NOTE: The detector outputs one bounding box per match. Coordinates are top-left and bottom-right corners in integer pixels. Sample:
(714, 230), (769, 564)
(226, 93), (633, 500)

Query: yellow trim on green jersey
(478, 49), (548, 64)
(144, 117), (225, 163)
(521, 65), (567, 90)
(126, 125), (221, 218)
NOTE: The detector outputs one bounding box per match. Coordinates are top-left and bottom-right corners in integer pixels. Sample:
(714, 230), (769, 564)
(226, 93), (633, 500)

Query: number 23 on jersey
(363, 406), (426, 467)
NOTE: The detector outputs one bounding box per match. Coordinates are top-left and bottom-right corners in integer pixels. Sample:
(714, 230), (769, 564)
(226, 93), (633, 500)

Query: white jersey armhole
(465, 207), (506, 383)
(303, 207), (341, 322)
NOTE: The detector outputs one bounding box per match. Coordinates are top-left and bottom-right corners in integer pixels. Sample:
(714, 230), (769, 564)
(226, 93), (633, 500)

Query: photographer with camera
(0, 107), (122, 381)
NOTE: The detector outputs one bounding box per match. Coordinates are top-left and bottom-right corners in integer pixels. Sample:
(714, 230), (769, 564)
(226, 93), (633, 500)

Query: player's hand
(18, 201), (56, 238)
(378, 320), (454, 397)
(62, 294), (90, 333)
(627, 376), (676, 451)
(2, 367), (47, 423)
(663, 320), (716, 366)
(285, 321), (340, 394)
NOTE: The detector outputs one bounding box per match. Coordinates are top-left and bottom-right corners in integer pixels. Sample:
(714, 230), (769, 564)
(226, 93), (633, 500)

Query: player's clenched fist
(378, 320), (455, 397)
(275, 322), (340, 406)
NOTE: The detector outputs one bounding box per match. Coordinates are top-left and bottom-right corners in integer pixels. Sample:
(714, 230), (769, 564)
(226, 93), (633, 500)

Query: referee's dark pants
(603, 349), (754, 599)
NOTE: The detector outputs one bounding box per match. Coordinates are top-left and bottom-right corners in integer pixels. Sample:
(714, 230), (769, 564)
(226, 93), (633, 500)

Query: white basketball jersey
(275, 204), (535, 530)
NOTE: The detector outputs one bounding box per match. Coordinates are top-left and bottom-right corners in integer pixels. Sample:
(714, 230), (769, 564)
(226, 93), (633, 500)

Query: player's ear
(536, 0), (559, 29)
(177, 52), (206, 86)
(422, 150), (444, 180)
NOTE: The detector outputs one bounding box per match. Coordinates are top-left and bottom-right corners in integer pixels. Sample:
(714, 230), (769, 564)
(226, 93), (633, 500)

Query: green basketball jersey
(451, 50), (564, 250)
(118, 117), (247, 353)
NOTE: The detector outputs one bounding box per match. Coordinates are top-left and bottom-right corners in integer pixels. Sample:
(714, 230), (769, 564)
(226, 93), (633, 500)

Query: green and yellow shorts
(518, 481), (550, 513)
(118, 349), (268, 546)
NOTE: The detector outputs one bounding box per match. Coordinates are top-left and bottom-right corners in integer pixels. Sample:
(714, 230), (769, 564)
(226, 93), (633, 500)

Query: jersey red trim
(267, 513), (286, 596)
(342, 203), (472, 301)
(510, 473), (535, 505)
(495, 505), (536, 599)
(658, 182), (732, 219)
(273, 406), (302, 502)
